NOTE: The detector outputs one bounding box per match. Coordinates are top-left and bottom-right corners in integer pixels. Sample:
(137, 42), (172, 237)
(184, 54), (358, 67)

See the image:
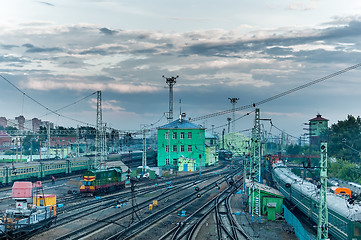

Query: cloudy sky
(1, 0), (361, 140)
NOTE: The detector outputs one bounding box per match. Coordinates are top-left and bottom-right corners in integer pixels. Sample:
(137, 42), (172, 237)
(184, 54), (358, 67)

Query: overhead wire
(0, 74), (97, 127)
(191, 62), (361, 122)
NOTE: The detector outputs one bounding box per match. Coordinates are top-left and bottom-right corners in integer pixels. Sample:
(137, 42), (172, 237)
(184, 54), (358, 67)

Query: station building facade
(157, 117), (205, 169)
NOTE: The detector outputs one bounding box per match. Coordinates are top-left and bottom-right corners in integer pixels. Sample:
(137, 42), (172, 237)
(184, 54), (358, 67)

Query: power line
(191, 63), (361, 122)
(0, 74), (96, 126)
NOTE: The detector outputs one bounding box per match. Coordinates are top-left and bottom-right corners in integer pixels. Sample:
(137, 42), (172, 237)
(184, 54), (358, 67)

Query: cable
(0, 74), (97, 127)
(213, 110), (255, 131)
(191, 63), (361, 122)
(271, 122), (299, 140)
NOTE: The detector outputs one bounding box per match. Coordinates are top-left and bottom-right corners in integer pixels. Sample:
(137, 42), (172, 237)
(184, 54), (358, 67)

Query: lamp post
(199, 154), (202, 177)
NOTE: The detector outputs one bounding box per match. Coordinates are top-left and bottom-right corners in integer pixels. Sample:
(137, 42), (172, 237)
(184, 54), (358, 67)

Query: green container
(267, 202), (277, 221)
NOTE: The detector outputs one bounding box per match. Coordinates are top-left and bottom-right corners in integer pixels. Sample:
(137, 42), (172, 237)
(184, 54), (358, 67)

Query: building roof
(246, 179), (284, 198)
(205, 132), (217, 139)
(158, 119), (204, 130)
(309, 114), (328, 122)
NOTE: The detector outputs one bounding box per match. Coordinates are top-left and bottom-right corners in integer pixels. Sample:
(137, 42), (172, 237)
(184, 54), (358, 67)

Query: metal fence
(283, 204), (316, 240)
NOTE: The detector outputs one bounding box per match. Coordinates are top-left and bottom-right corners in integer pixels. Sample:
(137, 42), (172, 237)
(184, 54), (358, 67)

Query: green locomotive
(79, 168), (126, 196)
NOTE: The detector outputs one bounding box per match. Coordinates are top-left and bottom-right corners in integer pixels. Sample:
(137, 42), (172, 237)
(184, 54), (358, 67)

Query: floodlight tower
(317, 142), (328, 240)
(228, 97), (239, 132)
(163, 75), (179, 123)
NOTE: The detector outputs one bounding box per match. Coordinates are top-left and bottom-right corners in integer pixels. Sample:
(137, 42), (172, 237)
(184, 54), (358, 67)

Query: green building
(157, 118), (205, 169)
(309, 114), (328, 145)
(223, 132), (250, 157)
(205, 132), (217, 166)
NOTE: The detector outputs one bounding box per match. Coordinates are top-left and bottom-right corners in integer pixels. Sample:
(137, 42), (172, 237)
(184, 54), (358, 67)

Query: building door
(184, 164), (188, 172)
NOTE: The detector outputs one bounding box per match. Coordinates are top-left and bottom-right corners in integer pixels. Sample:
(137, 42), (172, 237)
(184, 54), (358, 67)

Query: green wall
(157, 128), (205, 168)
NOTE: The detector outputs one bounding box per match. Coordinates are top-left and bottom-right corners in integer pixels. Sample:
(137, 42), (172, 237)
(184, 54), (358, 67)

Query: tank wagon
(273, 162), (361, 240)
(79, 168), (126, 196)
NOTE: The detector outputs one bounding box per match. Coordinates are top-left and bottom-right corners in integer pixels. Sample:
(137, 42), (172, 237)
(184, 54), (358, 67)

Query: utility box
(33, 194), (57, 207)
(267, 202), (277, 221)
(12, 182), (33, 199)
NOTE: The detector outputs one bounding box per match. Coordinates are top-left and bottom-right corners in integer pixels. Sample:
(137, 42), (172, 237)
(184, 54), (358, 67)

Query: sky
(1, 0), (361, 141)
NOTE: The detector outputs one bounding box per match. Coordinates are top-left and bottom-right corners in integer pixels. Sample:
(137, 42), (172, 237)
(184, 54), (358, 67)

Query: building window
(180, 132), (185, 139)
(173, 158), (178, 166)
(165, 132), (169, 139)
(188, 145), (192, 152)
(166, 158), (170, 165)
(180, 145), (185, 152)
(172, 132), (177, 139)
(172, 145), (177, 152)
(188, 132), (192, 139)
(166, 145), (169, 152)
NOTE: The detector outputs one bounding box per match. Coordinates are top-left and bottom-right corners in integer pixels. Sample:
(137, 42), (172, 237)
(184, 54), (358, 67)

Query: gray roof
(158, 119), (204, 129)
(205, 132), (217, 139)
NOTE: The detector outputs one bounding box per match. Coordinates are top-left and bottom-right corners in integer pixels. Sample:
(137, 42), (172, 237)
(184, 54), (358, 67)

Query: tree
(327, 115), (361, 163)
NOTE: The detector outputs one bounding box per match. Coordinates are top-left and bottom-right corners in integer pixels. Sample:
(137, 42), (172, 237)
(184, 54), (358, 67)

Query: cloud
(89, 98), (125, 112)
(22, 43), (62, 53)
(2, 18), (361, 133)
(99, 27), (118, 35)
(38, 1), (55, 7)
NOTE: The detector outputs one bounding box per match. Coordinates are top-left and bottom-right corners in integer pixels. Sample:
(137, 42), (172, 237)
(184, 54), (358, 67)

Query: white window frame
(188, 132), (192, 139)
(180, 145), (185, 152)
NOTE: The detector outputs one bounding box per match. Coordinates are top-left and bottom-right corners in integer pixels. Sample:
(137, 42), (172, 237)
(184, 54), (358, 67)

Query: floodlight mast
(163, 75), (178, 123)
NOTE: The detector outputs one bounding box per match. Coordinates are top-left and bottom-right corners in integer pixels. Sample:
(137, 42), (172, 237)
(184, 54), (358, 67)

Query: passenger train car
(273, 162), (361, 240)
(0, 149), (156, 186)
(0, 157), (92, 186)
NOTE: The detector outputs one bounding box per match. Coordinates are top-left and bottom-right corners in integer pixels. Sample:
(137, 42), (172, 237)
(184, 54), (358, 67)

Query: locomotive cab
(79, 170), (96, 195)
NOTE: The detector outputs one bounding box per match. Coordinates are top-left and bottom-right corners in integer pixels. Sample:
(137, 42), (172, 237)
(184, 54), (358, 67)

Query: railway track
(30, 166), (233, 240)
(159, 176), (251, 240)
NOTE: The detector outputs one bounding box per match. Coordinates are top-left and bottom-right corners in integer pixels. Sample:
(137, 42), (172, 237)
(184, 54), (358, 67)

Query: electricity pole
(228, 97), (239, 132)
(95, 90), (103, 169)
(250, 108), (261, 222)
(317, 142), (328, 240)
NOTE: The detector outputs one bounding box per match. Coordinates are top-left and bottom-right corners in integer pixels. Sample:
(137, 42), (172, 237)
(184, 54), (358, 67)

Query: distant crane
(163, 75), (178, 123)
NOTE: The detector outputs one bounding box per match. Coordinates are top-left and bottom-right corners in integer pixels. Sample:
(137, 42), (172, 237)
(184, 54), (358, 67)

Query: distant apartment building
(0, 130), (12, 151)
(15, 115), (25, 130)
(0, 117), (7, 129)
(0, 116), (54, 132)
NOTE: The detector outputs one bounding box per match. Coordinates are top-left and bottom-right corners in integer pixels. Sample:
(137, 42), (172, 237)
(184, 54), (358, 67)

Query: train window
(355, 225), (361, 236)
